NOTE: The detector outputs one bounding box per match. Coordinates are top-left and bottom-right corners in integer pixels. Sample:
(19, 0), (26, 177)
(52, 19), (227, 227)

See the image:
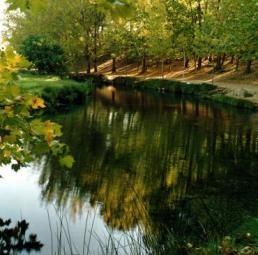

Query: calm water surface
(1, 86), (258, 254)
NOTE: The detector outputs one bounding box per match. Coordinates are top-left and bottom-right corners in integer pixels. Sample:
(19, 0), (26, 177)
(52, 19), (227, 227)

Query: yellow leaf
(30, 97), (46, 109)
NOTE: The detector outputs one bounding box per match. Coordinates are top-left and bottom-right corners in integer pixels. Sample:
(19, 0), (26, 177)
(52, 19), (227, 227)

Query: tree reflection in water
(37, 87), (258, 251)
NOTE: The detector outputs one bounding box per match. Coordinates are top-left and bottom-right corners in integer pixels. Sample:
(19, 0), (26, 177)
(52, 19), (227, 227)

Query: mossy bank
(111, 76), (257, 110)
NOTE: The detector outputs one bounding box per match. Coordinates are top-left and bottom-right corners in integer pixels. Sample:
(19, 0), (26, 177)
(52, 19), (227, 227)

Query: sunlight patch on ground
(45, 77), (60, 82)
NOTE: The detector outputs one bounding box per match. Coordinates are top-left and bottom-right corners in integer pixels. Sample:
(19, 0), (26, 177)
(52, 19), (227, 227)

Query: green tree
(6, 0), (132, 73)
(20, 35), (66, 74)
(6, 0), (258, 74)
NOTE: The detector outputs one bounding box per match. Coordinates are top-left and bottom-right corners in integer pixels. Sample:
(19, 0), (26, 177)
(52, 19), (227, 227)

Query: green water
(1, 85), (258, 254)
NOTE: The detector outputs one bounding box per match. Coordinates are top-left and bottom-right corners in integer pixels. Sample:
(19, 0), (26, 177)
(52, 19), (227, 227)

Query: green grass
(18, 73), (90, 93)
(211, 95), (256, 110)
(18, 73), (94, 112)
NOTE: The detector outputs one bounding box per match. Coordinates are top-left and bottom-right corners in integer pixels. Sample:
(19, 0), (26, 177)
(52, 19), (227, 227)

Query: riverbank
(18, 72), (94, 112)
(109, 76), (258, 110)
(18, 71), (258, 111)
(95, 59), (258, 110)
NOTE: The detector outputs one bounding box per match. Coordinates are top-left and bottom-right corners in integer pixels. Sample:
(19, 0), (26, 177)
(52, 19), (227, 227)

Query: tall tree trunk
(85, 43), (91, 74)
(184, 58), (189, 68)
(214, 55), (223, 71)
(235, 57), (240, 71)
(112, 57), (116, 73)
(86, 53), (91, 74)
(87, 60), (91, 74)
(94, 58), (97, 73)
(194, 56), (197, 70)
(197, 57), (202, 70)
(93, 24), (98, 73)
(141, 54), (147, 73)
(221, 53), (226, 65)
(230, 55), (234, 64)
(161, 59), (164, 78)
(196, 0), (202, 71)
(245, 60), (252, 74)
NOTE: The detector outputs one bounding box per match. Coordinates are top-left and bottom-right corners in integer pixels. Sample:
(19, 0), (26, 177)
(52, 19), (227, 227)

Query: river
(1, 86), (258, 254)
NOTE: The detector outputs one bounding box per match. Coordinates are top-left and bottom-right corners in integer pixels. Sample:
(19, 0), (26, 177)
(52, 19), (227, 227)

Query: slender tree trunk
(230, 55), (234, 64)
(245, 60), (252, 74)
(94, 59), (97, 73)
(221, 53), (226, 65)
(85, 53), (91, 74)
(87, 60), (91, 74)
(141, 54), (147, 73)
(214, 55), (223, 71)
(208, 55), (213, 63)
(112, 57), (116, 73)
(235, 57), (240, 71)
(184, 58), (189, 68)
(137, 61), (140, 72)
(161, 59), (164, 78)
(197, 57), (202, 70)
(93, 25), (98, 73)
(85, 43), (91, 74)
(196, 0), (202, 71)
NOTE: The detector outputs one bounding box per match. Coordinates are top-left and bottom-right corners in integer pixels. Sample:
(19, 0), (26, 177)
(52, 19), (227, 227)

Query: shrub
(40, 84), (91, 112)
(69, 73), (108, 86)
(20, 35), (66, 75)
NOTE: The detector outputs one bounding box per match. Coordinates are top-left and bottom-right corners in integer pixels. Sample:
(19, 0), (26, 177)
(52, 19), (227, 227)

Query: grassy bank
(112, 77), (257, 110)
(18, 73), (94, 112)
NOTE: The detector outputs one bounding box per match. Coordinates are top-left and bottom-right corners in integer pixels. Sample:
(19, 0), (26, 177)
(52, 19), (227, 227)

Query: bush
(69, 73), (108, 86)
(40, 84), (91, 112)
(20, 35), (66, 75)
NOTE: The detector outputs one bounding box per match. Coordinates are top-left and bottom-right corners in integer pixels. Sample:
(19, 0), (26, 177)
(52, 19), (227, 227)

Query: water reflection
(39, 87), (258, 249)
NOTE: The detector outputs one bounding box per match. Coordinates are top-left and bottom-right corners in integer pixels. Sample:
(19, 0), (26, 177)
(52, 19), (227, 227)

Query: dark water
(1, 86), (258, 254)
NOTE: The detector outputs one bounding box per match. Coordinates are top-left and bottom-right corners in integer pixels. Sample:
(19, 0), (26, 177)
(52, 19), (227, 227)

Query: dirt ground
(98, 58), (258, 103)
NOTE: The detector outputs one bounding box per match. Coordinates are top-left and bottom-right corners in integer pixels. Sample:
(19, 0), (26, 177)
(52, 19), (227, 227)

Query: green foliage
(69, 72), (107, 85)
(6, 0), (48, 12)
(59, 155), (75, 168)
(40, 84), (91, 111)
(0, 49), (74, 169)
(5, 0), (258, 73)
(20, 35), (66, 75)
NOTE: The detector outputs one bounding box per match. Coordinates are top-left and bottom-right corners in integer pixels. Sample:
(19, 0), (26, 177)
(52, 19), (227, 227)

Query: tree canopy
(5, 0), (257, 74)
